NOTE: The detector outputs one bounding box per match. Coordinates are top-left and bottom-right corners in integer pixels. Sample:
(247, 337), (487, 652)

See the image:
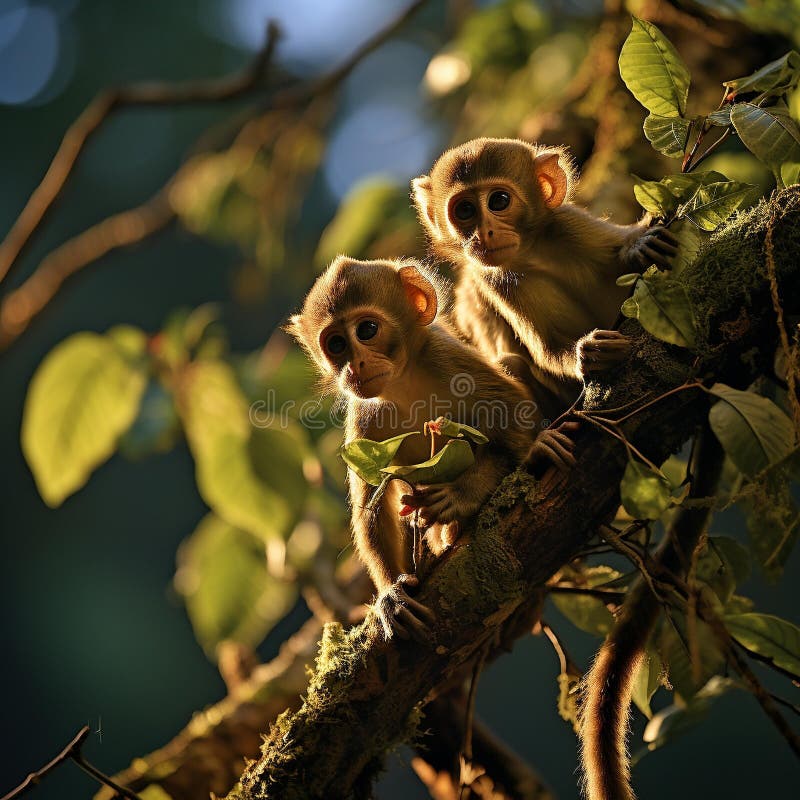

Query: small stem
(689, 127), (734, 173)
(1, 727), (90, 800)
(71, 755), (142, 800)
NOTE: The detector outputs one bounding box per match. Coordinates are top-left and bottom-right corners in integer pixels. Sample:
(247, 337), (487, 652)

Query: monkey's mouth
(350, 371), (390, 396)
(471, 243), (517, 265)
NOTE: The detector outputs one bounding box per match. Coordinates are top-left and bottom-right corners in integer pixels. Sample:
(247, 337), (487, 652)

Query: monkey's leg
(375, 574), (436, 644)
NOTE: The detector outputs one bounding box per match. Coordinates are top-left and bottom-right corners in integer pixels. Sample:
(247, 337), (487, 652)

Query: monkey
(580, 430), (724, 800)
(287, 256), (577, 641)
(412, 137), (678, 417)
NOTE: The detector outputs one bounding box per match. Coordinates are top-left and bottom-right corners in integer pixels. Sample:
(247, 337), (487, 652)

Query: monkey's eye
(488, 191), (511, 212)
(453, 199), (476, 221)
(356, 320), (379, 341)
(325, 334), (347, 356)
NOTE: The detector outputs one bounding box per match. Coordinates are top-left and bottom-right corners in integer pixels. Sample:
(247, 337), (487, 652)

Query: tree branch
(0, 0), (429, 352)
(227, 188), (800, 799)
(0, 24), (282, 288)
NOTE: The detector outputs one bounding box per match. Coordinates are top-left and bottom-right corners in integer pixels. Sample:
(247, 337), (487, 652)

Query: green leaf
(381, 438), (475, 485)
(618, 17), (690, 117)
(315, 178), (415, 265)
(677, 181), (756, 231)
(643, 114), (692, 158)
(632, 177), (679, 215)
(669, 218), (707, 276)
(708, 384), (795, 477)
(180, 360), (305, 541)
(621, 270), (697, 348)
(640, 676), (735, 757)
(723, 613), (800, 679)
(340, 432), (420, 486)
(695, 536), (751, 604)
(617, 272), (641, 287)
(430, 417), (489, 444)
(707, 107), (732, 126)
(724, 51), (800, 97)
(631, 651), (664, 719)
(781, 162), (800, 186)
(620, 458), (673, 520)
(730, 102), (800, 166)
(551, 566), (622, 636)
(660, 615), (727, 702)
(22, 331), (147, 507)
(175, 514), (297, 655)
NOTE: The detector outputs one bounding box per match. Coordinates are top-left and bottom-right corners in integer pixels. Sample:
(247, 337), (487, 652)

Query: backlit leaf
(730, 102), (800, 166)
(619, 17), (690, 117)
(180, 360), (306, 541)
(723, 613), (800, 679)
(631, 650), (664, 719)
(724, 51), (800, 96)
(382, 438), (475, 485)
(643, 114), (692, 158)
(677, 181), (756, 231)
(620, 458), (673, 520)
(340, 432), (420, 486)
(429, 417), (489, 444)
(175, 514), (297, 655)
(22, 331), (147, 507)
(621, 270), (697, 348)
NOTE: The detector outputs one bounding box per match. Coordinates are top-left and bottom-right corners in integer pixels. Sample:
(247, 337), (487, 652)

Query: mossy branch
(224, 189), (800, 800)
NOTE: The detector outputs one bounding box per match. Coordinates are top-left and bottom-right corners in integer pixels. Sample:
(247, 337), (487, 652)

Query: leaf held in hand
(381, 438), (474, 485)
(340, 432), (420, 486)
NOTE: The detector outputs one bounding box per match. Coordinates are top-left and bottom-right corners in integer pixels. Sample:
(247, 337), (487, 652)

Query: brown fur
(413, 137), (653, 416)
(288, 256), (539, 636)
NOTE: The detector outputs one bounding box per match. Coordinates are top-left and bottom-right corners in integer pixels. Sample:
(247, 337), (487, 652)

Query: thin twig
(1, 726), (142, 800)
(0, 0), (429, 352)
(0, 190), (174, 348)
(459, 639), (491, 799)
(0, 24), (282, 287)
(1, 727), (90, 800)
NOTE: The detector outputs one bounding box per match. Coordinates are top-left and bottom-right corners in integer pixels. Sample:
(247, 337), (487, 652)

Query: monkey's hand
(576, 329), (631, 379)
(622, 225), (679, 270)
(400, 485), (478, 528)
(525, 420), (579, 475)
(374, 574), (435, 643)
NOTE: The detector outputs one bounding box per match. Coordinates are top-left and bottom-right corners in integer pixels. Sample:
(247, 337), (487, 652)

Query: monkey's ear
(283, 314), (305, 343)
(533, 152), (568, 209)
(411, 176), (443, 240)
(398, 265), (438, 325)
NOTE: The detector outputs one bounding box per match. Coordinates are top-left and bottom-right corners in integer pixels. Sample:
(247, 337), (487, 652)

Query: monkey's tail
(580, 426), (725, 800)
(579, 587), (660, 800)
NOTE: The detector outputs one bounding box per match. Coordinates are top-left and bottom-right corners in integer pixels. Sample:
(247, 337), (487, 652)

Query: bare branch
(0, 23), (282, 288)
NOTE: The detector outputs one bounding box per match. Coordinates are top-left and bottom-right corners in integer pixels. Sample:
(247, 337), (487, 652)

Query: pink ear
(411, 176), (443, 240)
(398, 265), (438, 325)
(534, 152), (568, 208)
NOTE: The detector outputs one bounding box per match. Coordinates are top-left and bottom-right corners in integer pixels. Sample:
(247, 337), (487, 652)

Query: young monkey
(412, 137), (678, 415)
(287, 256), (576, 641)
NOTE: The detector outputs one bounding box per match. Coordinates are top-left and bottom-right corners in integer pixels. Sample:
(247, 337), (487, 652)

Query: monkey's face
(445, 183), (526, 268)
(319, 308), (406, 400)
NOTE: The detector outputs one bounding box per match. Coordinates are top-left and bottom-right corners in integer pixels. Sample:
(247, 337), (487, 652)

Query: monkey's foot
(624, 225), (679, 269)
(525, 420), (579, 474)
(400, 485), (474, 528)
(375, 574), (435, 643)
(577, 329), (631, 376)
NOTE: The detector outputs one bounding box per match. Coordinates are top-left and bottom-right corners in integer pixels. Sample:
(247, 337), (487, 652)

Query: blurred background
(0, 1), (798, 798)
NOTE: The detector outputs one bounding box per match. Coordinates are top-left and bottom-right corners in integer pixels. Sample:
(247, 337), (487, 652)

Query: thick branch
(230, 189), (800, 799)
